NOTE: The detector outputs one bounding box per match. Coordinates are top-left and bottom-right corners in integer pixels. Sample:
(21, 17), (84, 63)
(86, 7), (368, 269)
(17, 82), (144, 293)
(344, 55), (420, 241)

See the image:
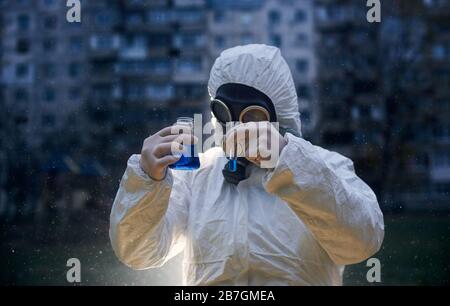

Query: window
(125, 83), (145, 100)
(42, 38), (57, 52)
(432, 43), (450, 60)
(126, 13), (143, 26)
(90, 34), (118, 50)
(44, 0), (56, 7)
(99, 36), (114, 49)
(435, 183), (450, 195)
(241, 14), (252, 25)
(15, 88), (29, 102)
(16, 38), (30, 54)
(177, 10), (203, 24)
(359, 106), (371, 119)
(270, 34), (282, 48)
(241, 33), (253, 45)
(297, 84), (311, 99)
(174, 33), (205, 48)
(412, 152), (429, 169)
(69, 36), (83, 52)
(148, 33), (171, 48)
(433, 124), (450, 141)
(351, 106), (360, 120)
(294, 9), (307, 23)
(147, 10), (170, 24)
(117, 61), (139, 74)
(17, 14), (30, 31)
(42, 114), (55, 127)
(424, 0), (448, 8)
(68, 62), (82, 78)
(118, 60), (169, 76)
(176, 58), (202, 74)
(43, 88), (56, 102)
(324, 104), (343, 121)
(92, 61), (113, 76)
(149, 59), (170, 74)
(176, 84), (204, 100)
(214, 11), (225, 23)
(68, 87), (81, 100)
(43, 15), (57, 29)
(121, 35), (147, 58)
(15, 63), (29, 78)
(268, 10), (281, 26)
(215, 35), (225, 48)
(147, 84), (174, 101)
(432, 151), (450, 167)
(296, 59), (309, 73)
(14, 115), (28, 125)
(93, 85), (113, 100)
(301, 111), (311, 124)
(371, 106), (383, 121)
(296, 33), (308, 47)
(95, 11), (117, 27)
(42, 63), (57, 79)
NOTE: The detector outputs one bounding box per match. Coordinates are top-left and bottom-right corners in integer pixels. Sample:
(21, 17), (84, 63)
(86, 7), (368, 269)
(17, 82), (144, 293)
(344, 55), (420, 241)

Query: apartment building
(0, 0), (86, 149)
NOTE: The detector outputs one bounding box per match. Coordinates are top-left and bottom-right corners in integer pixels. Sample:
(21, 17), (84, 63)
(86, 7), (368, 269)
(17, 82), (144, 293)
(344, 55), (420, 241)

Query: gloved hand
(224, 121), (287, 169)
(140, 125), (197, 181)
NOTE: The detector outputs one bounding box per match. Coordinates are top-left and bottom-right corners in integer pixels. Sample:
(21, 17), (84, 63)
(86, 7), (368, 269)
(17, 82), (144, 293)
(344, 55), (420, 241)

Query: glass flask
(168, 117), (200, 170)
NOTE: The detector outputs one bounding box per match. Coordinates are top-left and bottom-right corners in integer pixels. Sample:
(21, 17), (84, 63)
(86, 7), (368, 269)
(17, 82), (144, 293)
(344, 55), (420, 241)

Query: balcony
(173, 58), (208, 83)
(423, 0), (450, 18)
(116, 60), (172, 81)
(174, 0), (205, 7)
(122, 0), (168, 9)
(175, 9), (206, 29)
(173, 32), (206, 51)
(88, 35), (120, 58)
(430, 166), (450, 182)
(315, 4), (365, 30)
(119, 47), (147, 60)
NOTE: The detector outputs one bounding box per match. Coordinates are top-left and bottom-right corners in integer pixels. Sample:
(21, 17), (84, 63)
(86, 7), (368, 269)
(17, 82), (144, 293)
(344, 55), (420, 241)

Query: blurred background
(0, 0), (449, 285)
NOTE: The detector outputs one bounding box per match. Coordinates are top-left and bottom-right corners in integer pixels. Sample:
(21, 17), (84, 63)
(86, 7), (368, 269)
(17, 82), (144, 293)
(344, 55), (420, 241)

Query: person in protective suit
(109, 44), (384, 286)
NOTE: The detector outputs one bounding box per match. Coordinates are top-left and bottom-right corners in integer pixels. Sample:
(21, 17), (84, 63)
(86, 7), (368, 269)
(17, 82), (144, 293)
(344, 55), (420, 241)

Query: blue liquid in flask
(169, 144), (200, 170)
(168, 117), (200, 170)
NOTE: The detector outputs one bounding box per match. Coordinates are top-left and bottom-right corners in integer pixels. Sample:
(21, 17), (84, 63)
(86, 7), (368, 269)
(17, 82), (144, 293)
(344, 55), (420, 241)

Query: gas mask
(210, 83), (277, 185)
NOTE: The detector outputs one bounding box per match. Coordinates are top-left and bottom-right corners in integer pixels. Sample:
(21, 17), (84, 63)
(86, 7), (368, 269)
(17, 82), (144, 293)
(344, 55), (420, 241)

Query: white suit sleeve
(109, 154), (190, 269)
(263, 133), (384, 265)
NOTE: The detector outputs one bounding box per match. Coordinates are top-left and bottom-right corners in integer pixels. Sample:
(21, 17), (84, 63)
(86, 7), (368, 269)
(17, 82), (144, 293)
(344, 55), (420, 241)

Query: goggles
(210, 83), (277, 125)
(210, 99), (272, 124)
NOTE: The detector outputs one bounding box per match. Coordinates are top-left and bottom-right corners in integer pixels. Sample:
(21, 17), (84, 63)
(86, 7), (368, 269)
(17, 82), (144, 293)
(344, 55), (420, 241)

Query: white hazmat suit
(109, 44), (384, 285)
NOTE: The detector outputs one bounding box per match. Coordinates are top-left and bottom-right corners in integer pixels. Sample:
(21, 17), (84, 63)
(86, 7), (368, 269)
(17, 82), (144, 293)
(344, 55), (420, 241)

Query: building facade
(314, 0), (450, 209)
(83, 0), (210, 166)
(0, 0), (87, 149)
